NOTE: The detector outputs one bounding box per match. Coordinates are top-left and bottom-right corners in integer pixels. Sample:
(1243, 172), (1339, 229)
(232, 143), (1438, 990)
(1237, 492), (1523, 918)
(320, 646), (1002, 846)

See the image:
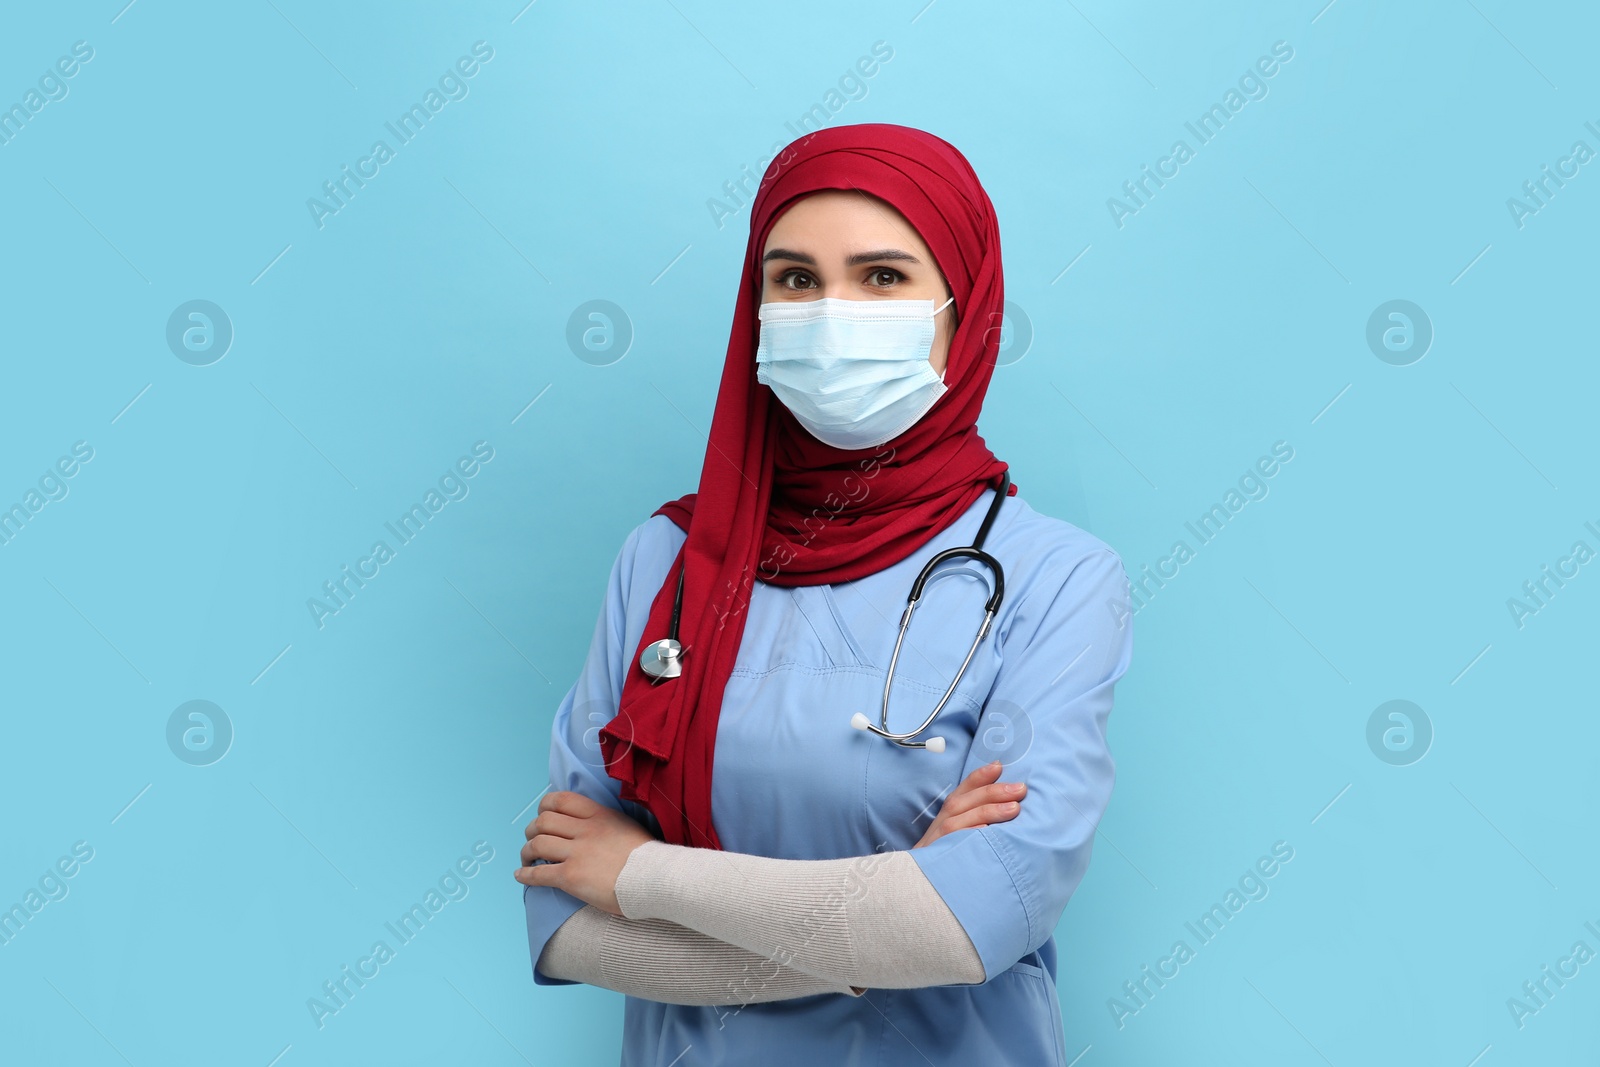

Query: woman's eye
(778, 270), (816, 290)
(869, 268), (903, 287)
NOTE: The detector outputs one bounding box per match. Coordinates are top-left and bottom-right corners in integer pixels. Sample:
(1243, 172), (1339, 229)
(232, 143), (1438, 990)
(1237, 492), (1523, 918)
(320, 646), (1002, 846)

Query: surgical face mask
(755, 295), (956, 450)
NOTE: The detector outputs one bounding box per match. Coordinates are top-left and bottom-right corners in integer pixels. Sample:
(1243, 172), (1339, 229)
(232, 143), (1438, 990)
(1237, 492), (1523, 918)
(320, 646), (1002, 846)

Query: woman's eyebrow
(762, 248), (922, 266)
(846, 249), (920, 266)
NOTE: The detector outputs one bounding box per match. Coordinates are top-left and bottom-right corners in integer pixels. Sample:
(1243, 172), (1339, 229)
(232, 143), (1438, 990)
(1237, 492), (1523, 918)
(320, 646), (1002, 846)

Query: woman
(516, 123), (1133, 1065)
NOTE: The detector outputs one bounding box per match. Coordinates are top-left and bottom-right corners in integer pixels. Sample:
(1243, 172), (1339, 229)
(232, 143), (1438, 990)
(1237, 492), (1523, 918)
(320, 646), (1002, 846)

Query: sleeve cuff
(524, 881), (589, 987)
(908, 828), (1032, 983)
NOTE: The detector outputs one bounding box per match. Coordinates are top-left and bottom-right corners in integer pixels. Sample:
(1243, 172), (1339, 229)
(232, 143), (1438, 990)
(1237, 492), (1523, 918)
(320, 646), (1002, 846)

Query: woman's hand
(514, 790), (656, 916)
(913, 760), (1027, 849)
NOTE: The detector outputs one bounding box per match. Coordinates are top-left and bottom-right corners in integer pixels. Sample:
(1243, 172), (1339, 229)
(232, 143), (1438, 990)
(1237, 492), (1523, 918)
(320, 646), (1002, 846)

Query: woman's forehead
(762, 191), (928, 256)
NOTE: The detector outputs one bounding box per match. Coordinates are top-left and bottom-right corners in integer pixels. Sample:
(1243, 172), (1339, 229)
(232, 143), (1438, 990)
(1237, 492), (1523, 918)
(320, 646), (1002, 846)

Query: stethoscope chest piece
(640, 638), (683, 679)
(638, 558), (690, 681)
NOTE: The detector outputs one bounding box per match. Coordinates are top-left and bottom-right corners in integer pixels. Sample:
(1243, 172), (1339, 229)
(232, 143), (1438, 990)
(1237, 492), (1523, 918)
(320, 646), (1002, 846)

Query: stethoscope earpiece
(852, 713), (947, 752)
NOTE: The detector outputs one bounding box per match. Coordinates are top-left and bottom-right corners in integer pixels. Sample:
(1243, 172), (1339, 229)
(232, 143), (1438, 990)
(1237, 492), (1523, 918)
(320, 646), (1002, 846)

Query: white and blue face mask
(754, 294), (956, 451)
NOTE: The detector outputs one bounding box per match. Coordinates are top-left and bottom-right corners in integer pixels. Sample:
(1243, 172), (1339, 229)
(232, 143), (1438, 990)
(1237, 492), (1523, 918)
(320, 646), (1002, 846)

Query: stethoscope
(640, 470), (1010, 753)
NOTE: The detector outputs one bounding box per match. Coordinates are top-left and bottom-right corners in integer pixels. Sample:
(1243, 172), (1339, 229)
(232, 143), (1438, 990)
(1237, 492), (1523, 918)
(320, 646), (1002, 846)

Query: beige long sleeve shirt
(536, 840), (985, 1004)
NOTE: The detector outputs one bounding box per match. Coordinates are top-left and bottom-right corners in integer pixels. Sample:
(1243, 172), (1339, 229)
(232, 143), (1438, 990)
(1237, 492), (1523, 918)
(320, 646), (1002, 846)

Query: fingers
(521, 812), (585, 865)
(957, 761), (1005, 794)
(940, 773), (1027, 822)
(933, 762), (1002, 820)
(514, 859), (559, 887)
(938, 799), (1023, 835)
(538, 790), (606, 818)
(523, 809), (584, 844)
(520, 833), (573, 867)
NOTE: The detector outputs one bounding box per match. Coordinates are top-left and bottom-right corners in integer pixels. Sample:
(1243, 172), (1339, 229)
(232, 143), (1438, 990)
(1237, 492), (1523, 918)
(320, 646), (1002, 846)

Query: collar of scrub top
(638, 469), (1011, 753)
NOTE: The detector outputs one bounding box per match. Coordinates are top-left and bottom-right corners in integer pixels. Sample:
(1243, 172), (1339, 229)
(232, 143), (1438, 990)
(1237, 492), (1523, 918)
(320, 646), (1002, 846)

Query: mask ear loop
(932, 294), (956, 381)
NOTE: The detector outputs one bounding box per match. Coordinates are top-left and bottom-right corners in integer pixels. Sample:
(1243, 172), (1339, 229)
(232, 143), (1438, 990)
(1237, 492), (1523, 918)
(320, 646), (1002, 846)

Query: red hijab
(597, 123), (1015, 849)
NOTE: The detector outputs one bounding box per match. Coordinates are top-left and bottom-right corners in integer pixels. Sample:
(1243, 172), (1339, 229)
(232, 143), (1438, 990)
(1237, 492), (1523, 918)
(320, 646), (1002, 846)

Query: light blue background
(1, 1), (1596, 1064)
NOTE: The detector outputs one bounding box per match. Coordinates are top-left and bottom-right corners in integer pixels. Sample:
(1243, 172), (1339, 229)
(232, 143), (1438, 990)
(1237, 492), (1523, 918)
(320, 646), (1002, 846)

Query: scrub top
(524, 484), (1134, 1066)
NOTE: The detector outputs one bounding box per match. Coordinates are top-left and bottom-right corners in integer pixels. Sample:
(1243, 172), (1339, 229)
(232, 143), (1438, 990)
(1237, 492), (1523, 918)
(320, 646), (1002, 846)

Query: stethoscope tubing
(858, 470), (1009, 749)
(637, 470), (1012, 753)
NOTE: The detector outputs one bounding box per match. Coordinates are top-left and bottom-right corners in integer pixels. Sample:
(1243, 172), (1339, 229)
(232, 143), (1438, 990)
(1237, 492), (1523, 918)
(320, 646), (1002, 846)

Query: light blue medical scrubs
(524, 485), (1134, 1066)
